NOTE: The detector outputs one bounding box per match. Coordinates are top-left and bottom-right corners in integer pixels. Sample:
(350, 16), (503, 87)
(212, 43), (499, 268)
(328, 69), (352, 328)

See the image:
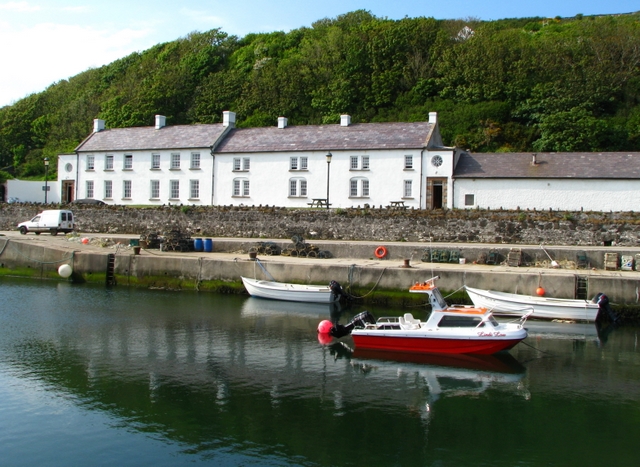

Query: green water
(0, 277), (638, 466)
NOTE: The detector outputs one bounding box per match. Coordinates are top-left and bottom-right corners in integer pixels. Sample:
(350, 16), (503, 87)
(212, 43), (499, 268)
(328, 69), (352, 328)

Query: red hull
(351, 334), (523, 355)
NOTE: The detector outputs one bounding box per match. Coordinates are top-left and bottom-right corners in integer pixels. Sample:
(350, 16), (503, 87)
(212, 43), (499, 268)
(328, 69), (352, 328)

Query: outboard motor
(330, 311), (376, 338)
(329, 280), (348, 301)
(594, 293), (619, 323)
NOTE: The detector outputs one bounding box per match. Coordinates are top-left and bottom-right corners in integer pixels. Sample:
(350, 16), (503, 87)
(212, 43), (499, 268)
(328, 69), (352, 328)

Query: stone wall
(2, 203), (640, 246)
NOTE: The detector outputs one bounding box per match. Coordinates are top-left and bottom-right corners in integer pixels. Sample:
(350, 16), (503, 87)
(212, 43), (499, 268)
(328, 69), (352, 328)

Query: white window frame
(124, 154), (133, 170)
(233, 158), (241, 171)
(105, 155), (114, 170)
(150, 180), (160, 199)
(350, 155), (369, 170)
(152, 154), (160, 169)
(349, 177), (370, 198)
(233, 178), (250, 197)
(289, 178), (307, 197)
(123, 180), (132, 199)
(290, 157), (298, 170)
(104, 180), (112, 199)
(171, 153), (180, 170)
(404, 155), (413, 170)
(86, 155), (94, 171)
(403, 180), (412, 198)
(190, 179), (200, 199)
(86, 180), (94, 198)
(465, 194), (475, 207)
(242, 157), (250, 171)
(300, 156), (308, 170)
(191, 153), (200, 169)
(170, 180), (180, 199)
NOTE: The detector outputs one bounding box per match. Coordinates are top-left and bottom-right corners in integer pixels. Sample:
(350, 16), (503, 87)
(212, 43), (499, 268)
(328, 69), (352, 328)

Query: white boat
(464, 285), (600, 322)
(322, 276), (531, 355)
(241, 276), (341, 303)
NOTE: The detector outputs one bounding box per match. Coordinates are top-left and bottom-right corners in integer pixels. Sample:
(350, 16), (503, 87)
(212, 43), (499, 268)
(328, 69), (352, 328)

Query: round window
(65, 163), (73, 173)
(431, 155), (443, 167)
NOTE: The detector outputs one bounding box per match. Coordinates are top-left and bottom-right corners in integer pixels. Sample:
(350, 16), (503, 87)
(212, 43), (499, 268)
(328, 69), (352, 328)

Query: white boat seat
(399, 314), (420, 330)
(404, 313), (421, 326)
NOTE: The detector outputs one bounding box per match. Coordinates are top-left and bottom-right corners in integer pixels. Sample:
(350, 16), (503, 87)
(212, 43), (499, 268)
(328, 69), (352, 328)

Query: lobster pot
(604, 252), (618, 271)
(193, 238), (203, 252)
(621, 255), (634, 271)
(636, 254), (640, 271)
(203, 238), (213, 252)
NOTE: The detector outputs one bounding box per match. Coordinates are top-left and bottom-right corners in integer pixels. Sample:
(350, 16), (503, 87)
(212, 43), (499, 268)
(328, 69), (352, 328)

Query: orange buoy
(374, 246), (388, 259)
(536, 287), (545, 296)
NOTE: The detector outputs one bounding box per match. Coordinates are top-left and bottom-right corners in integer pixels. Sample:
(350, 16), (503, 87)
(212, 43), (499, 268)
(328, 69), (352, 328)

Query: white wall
(454, 178), (640, 211)
(214, 149), (424, 209)
(59, 150), (214, 205)
(7, 179), (60, 203)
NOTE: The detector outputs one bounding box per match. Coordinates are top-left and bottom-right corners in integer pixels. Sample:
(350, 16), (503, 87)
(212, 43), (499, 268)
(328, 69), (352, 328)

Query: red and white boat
(324, 277), (531, 355)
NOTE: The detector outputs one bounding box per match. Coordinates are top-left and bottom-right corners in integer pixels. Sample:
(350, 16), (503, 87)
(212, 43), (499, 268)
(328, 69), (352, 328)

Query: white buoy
(58, 264), (72, 278)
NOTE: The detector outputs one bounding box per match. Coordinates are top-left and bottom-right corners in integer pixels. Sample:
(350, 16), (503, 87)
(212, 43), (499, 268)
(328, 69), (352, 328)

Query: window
(465, 194), (475, 206)
(234, 158), (250, 171)
(105, 155), (114, 170)
(124, 154), (133, 169)
(191, 153), (200, 169)
(404, 180), (412, 198)
(87, 155), (94, 170)
(404, 155), (413, 169)
(431, 155), (443, 167)
(290, 157), (308, 171)
(289, 178), (307, 197)
(152, 154), (160, 169)
(190, 179), (199, 199)
(233, 178), (250, 197)
(350, 155), (369, 170)
(86, 180), (94, 198)
(171, 153), (180, 169)
(104, 180), (112, 199)
(349, 178), (369, 198)
(123, 180), (132, 199)
(170, 180), (180, 199)
(150, 180), (160, 199)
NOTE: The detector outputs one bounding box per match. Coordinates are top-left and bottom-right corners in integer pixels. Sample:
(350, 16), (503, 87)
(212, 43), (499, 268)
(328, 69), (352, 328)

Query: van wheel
(35, 232), (41, 235)
(50, 229), (58, 236)
(19, 226), (27, 235)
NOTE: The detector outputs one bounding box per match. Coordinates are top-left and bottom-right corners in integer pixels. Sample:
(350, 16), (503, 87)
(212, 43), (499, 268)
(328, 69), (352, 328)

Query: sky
(1, 0), (639, 108)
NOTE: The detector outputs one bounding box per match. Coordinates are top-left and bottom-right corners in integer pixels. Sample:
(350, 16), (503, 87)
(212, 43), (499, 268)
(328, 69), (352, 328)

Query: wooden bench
(308, 198), (331, 208)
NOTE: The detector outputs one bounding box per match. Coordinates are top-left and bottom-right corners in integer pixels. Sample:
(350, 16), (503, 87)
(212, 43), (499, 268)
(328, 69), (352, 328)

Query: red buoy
(317, 320), (333, 334)
(536, 287), (545, 296)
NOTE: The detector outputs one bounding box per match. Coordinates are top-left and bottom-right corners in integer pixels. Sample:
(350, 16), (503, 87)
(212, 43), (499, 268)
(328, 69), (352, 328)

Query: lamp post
(43, 157), (49, 204)
(325, 152), (332, 209)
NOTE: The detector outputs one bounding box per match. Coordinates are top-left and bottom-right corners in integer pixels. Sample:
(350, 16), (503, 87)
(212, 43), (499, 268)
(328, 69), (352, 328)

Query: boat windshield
(437, 315), (483, 328)
(430, 288), (448, 310)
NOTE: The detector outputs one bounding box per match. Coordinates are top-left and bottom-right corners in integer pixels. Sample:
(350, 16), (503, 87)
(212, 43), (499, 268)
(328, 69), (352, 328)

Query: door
(62, 181), (74, 203)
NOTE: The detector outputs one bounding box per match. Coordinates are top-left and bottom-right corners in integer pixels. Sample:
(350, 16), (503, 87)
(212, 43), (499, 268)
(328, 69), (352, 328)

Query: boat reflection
(240, 296), (338, 318)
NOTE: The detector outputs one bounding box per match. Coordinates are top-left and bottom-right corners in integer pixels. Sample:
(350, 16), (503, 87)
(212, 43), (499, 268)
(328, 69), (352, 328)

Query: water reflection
(1, 278), (639, 467)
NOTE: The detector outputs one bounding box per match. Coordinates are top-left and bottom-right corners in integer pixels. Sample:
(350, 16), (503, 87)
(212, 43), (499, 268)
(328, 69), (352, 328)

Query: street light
(325, 152), (332, 209)
(44, 157), (49, 203)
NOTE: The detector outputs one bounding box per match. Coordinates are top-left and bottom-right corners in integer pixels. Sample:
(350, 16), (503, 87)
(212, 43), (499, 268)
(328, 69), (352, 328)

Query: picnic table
(388, 201), (407, 210)
(308, 198), (331, 208)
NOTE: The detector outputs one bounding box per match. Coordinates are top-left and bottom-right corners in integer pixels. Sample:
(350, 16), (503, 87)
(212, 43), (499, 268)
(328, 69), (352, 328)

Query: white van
(17, 210), (75, 236)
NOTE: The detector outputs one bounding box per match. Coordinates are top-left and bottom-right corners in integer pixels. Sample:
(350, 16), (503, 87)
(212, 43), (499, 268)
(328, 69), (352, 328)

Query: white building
(56, 112), (640, 212)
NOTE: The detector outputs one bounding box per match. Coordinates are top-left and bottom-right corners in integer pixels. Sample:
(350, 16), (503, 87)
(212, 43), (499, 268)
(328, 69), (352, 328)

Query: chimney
(155, 115), (166, 129)
(428, 112), (438, 124)
(223, 111), (236, 128)
(93, 119), (105, 133)
(278, 117), (288, 129)
(531, 153), (538, 166)
(340, 115), (351, 127)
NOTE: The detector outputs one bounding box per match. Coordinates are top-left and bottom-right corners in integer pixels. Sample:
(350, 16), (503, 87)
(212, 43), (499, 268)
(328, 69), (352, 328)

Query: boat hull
(241, 277), (337, 304)
(464, 286), (598, 322)
(350, 333), (524, 355)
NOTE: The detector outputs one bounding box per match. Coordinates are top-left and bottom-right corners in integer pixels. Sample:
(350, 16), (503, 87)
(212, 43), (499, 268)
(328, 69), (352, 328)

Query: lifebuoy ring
(374, 246), (388, 259)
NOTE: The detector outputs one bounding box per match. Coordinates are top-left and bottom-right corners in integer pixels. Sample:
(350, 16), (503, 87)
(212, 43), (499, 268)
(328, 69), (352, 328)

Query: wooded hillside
(1, 10), (639, 181)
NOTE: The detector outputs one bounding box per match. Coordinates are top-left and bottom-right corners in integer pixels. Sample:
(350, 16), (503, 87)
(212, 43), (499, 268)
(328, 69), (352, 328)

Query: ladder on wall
(575, 275), (588, 300)
(106, 253), (116, 286)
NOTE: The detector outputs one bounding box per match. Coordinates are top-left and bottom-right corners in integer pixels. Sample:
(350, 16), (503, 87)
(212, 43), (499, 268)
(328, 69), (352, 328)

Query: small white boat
(464, 286), (600, 322)
(241, 276), (341, 303)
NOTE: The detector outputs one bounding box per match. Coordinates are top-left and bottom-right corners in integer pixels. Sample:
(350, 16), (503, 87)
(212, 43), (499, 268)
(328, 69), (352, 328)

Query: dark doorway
(432, 181), (443, 209)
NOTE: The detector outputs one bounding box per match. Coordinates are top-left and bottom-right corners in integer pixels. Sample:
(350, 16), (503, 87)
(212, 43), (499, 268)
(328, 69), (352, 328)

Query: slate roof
(454, 152), (640, 179)
(214, 121), (436, 153)
(75, 124), (228, 152)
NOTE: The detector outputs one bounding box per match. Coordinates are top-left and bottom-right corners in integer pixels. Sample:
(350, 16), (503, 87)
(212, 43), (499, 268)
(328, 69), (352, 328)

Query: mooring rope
(346, 264), (387, 299)
(0, 238), (9, 256)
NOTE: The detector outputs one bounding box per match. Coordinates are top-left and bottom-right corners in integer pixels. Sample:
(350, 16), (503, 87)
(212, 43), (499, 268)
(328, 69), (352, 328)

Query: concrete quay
(2, 231), (640, 310)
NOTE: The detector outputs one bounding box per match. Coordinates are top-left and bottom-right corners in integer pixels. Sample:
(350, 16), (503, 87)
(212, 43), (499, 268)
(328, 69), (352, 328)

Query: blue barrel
(193, 238), (203, 252)
(203, 238), (213, 252)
